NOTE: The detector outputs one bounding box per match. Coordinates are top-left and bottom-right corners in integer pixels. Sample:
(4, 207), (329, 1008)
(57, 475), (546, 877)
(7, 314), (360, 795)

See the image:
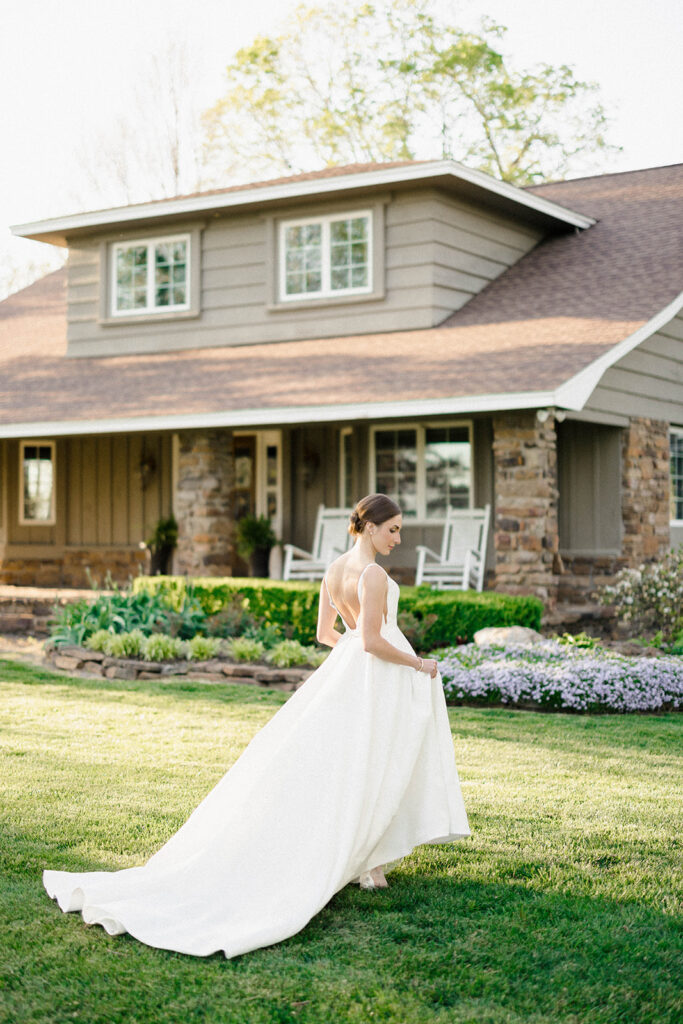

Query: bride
(43, 493), (470, 958)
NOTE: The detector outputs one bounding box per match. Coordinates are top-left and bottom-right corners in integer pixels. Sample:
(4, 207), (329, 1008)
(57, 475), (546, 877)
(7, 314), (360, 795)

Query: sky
(1, 0), (682, 295)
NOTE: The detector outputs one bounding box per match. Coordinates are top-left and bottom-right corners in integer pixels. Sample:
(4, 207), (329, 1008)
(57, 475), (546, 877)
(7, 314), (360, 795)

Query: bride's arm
(358, 566), (428, 671)
(316, 580), (344, 647)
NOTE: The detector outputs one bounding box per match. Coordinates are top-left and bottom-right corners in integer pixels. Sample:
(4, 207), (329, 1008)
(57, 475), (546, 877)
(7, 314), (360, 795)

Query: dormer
(12, 160), (593, 359)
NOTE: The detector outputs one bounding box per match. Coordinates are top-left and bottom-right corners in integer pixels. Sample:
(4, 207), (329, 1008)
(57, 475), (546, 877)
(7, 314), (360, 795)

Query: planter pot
(249, 547), (272, 578)
(150, 544), (174, 575)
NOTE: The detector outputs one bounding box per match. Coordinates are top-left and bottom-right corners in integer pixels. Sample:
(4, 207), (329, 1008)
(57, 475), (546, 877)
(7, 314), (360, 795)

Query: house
(1, 159), (682, 607)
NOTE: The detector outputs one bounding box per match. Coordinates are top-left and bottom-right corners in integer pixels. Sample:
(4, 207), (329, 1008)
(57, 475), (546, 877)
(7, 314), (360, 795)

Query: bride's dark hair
(348, 493), (401, 537)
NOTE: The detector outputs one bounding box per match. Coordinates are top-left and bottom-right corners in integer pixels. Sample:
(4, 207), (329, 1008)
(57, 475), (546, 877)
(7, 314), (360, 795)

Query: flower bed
(436, 641), (683, 713)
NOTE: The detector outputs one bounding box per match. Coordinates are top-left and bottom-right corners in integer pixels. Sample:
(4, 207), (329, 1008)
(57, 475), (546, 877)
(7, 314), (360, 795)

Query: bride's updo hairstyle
(348, 493), (401, 537)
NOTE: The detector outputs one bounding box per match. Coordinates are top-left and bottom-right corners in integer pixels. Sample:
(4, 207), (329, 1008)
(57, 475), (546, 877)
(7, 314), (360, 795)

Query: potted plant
(235, 515), (277, 578)
(146, 514), (178, 575)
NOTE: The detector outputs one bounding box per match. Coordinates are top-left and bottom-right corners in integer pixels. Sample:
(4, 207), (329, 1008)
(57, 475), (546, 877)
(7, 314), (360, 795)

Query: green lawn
(1, 659), (681, 1024)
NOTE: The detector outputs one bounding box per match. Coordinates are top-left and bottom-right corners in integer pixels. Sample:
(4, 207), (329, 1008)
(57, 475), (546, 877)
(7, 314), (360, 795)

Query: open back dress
(43, 564), (470, 958)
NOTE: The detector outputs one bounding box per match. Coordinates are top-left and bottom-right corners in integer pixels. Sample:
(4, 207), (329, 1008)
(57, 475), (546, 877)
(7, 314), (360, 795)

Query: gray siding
(66, 187), (543, 358)
(557, 421), (622, 553)
(583, 312), (683, 422)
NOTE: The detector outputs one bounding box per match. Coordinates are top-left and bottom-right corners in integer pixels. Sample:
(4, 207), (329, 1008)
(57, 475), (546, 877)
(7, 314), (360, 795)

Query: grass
(0, 658), (681, 1024)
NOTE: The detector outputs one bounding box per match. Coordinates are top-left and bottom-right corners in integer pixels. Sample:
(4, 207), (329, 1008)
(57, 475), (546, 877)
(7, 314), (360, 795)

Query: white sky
(1, 0), (682, 287)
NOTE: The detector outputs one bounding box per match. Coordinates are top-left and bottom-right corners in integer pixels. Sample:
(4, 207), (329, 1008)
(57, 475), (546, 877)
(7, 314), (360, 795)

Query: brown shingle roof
(0, 164), (681, 430)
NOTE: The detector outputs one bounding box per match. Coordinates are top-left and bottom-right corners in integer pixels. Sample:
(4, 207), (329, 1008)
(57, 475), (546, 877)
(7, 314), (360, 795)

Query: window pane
(425, 426), (471, 515)
(154, 240), (186, 307)
(284, 223), (322, 295)
(331, 268), (349, 290)
(116, 246), (147, 310)
(329, 216), (369, 292)
(374, 429), (418, 518)
(266, 445), (278, 488)
(23, 445), (54, 521)
(671, 432), (683, 520)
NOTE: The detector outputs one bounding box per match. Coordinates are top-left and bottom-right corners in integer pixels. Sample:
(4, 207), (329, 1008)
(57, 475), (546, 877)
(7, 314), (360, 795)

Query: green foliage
(133, 576), (320, 643)
(84, 629), (113, 653)
(146, 514), (178, 551)
(265, 639), (314, 667)
(556, 631), (599, 649)
(142, 635), (188, 662)
(396, 609), (439, 651)
(234, 514), (277, 558)
(50, 585), (174, 646)
(404, 587), (544, 648)
(228, 637), (265, 663)
(134, 576), (543, 649)
(106, 629), (146, 658)
(186, 635), (222, 661)
(305, 646), (329, 668)
(202, 0), (617, 186)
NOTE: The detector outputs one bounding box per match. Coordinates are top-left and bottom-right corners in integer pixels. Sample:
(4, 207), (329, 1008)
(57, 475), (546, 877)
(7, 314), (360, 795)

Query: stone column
(621, 417), (670, 564)
(175, 428), (234, 576)
(492, 411), (559, 604)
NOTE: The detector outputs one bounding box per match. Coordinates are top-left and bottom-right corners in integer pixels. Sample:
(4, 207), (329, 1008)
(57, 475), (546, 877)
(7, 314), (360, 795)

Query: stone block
(83, 661), (105, 675)
(105, 665), (138, 680)
(54, 654), (84, 671)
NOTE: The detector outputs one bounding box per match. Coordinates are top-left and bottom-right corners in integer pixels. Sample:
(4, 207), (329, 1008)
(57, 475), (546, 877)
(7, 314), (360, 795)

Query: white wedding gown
(43, 566), (470, 958)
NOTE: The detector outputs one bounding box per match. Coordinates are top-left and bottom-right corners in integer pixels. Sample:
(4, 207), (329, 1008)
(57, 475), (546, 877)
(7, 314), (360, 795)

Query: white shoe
(359, 871), (376, 890)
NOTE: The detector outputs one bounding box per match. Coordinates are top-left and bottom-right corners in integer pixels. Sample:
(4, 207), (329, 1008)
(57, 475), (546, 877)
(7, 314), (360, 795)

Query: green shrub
(133, 576), (543, 648)
(405, 587), (543, 647)
(228, 637), (265, 663)
(265, 639), (311, 667)
(142, 635), (188, 662)
(304, 646), (328, 668)
(133, 577), (320, 643)
(187, 636), (222, 661)
(50, 584), (182, 646)
(106, 629), (146, 658)
(85, 629), (113, 653)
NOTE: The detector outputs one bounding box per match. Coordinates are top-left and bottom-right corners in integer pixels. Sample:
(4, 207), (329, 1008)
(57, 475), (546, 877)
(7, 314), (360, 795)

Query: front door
(233, 431), (282, 576)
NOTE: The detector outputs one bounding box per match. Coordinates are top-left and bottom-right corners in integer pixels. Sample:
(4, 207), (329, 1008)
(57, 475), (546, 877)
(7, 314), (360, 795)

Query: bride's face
(370, 514), (402, 555)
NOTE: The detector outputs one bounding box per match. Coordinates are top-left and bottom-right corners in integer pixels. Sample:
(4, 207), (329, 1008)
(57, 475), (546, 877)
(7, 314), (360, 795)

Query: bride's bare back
(323, 553), (388, 631)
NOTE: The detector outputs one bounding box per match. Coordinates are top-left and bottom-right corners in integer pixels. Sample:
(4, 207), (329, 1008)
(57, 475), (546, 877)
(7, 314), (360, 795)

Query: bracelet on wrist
(417, 657), (423, 672)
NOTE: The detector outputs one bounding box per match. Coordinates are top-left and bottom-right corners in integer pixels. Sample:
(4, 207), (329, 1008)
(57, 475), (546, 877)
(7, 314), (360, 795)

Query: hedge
(132, 576), (543, 648)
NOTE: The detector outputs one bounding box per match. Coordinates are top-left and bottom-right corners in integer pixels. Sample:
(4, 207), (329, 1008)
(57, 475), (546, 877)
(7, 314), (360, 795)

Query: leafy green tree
(202, 0), (617, 186)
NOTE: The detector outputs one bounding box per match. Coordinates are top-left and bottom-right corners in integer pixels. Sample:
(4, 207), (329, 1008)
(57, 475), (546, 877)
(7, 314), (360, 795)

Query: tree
(202, 0), (617, 186)
(72, 40), (210, 210)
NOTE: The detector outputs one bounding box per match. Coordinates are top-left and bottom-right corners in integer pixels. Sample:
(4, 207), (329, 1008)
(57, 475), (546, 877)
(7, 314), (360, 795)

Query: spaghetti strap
(357, 563), (388, 601)
(322, 574), (336, 611)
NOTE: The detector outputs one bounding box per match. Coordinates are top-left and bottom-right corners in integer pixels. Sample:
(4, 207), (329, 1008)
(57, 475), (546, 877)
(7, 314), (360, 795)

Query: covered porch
(1, 408), (671, 609)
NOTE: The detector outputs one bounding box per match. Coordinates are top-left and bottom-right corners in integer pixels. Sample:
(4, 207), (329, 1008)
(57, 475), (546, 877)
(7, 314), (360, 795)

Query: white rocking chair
(415, 504), (491, 591)
(282, 504), (353, 581)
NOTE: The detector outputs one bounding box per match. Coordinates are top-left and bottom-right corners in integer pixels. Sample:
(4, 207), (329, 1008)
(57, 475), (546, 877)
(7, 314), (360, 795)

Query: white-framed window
(110, 234), (190, 316)
(279, 210), (372, 300)
(671, 428), (683, 524)
(19, 440), (55, 525)
(370, 422), (472, 520)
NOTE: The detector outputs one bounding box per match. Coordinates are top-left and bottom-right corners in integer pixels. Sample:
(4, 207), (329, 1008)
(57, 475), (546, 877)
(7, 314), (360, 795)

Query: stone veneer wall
(620, 417), (671, 563)
(174, 428), (235, 576)
(492, 411), (559, 604)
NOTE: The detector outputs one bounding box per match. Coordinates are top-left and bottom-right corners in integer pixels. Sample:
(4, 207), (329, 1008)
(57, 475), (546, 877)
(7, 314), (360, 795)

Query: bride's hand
(420, 658), (438, 678)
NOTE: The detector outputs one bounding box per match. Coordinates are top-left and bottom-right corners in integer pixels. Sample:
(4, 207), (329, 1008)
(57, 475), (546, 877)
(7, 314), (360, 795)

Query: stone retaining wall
(45, 645), (311, 693)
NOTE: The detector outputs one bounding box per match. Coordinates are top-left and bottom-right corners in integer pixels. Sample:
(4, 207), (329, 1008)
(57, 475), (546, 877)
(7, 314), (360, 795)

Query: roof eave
(11, 160), (594, 247)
